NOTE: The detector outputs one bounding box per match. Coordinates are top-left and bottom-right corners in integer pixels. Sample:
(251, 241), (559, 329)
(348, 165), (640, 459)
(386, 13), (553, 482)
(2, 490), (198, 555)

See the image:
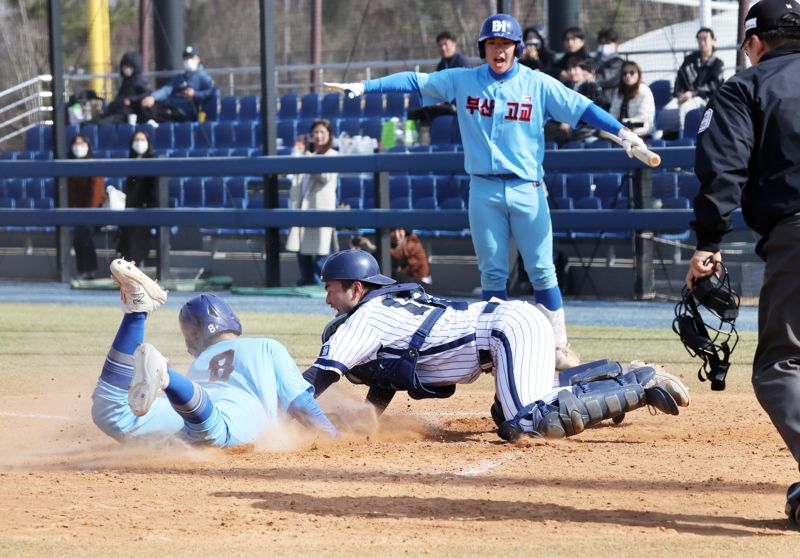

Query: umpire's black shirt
(693, 40), (800, 256)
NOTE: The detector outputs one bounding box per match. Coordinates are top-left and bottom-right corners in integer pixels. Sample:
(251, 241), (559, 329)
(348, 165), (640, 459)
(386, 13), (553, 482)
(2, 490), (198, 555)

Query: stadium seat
(43, 178), (55, 198)
(436, 176), (460, 206)
(276, 120), (296, 149)
(227, 177), (247, 200)
(97, 125), (117, 151)
(168, 177), (183, 207)
(154, 122), (174, 151)
(657, 196), (692, 241)
(361, 117), (383, 141)
(23, 178), (43, 199)
(5, 179), (24, 201)
(573, 196), (603, 238)
(189, 148), (215, 158)
(320, 93), (341, 120)
(411, 176), (436, 202)
(299, 92), (320, 119)
(193, 122), (215, 149)
(585, 139), (613, 149)
(385, 92), (406, 117)
(278, 93), (299, 121)
(24, 127), (42, 152)
(214, 122), (236, 149)
(565, 173), (593, 199)
(652, 172), (678, 200)
(544, 141), (558, 150)
(232, 121), (254, 147)
(80, 124), (99, 150)
(0, 196), (14, 208)
(406, 93), (421, 114)
(167, 148), (190, 158)
(337, 117), (361, 137)
(204, 177), (226, 207)
(115, 124), (136, 148)
(677, 173), (700, 199)
(34, 197), (54, 209)
(389, 175), (410, 208)
(430, 115), (456, 146)
(665, 138), (694, 147)
(549, 196), (574, 210)
(561, 140), (584, 150)
(544, 173), (566, 198)
(363, 93), (384, 117)
(183, 178), (204, 207)
(339, 176), (362, 202)
(340, 196), (361, 210)
(219, 96), (238, 121)
(239, 95), (259, 122)
(682, 108), (704, 139)
(439, 196), (464, 210)
(341, 94), (361, 118)
(649, 80), (672, 111)
(174, 123), (194, 150)
(593, 173), (624, 205)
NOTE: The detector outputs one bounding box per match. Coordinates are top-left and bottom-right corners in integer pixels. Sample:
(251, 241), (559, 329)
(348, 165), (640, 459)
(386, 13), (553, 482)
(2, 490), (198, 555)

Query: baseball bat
(599, 131), (662, 168)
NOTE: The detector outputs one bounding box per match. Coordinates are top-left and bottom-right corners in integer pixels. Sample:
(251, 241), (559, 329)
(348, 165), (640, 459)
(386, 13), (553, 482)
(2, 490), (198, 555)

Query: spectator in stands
(662, 27), (725, 135)
(68, 135), (106, 280)
(608, 61), (655, 138)
(139, 46), (216, 123)
(546, 59), (605, 144)
(556, 27), (589, 83)
(286, 119), (338, 286)
(117, 131), (157, 266)
(349, 234), (376, 253)
(390, 228), (431, 284)
(435, 31), (470, 70)
(520, 26), (555, 73)
(592, 28), (624, 102)
(99, 52), (151, 125)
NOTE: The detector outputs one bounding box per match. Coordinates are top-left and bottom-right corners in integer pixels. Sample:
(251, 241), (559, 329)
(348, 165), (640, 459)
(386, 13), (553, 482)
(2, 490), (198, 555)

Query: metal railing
(0, 76), (54, 146)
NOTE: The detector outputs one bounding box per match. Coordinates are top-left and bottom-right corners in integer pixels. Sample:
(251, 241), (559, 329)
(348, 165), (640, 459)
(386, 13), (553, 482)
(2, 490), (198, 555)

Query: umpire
(684, 0), (800, 524)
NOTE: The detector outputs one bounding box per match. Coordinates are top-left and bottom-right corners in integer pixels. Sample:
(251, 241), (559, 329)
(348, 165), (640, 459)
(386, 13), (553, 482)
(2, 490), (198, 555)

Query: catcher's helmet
(179, 293), (243, 357)
(321, 250), (396, 286)
(672, 261), (740, 391)
(478, 13), (523, 58)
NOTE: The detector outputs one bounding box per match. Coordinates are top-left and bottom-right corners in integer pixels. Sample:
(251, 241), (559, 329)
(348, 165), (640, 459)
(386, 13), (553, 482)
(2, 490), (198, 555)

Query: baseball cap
(182, 46), (199, 58)
(743, 0), (800, 42)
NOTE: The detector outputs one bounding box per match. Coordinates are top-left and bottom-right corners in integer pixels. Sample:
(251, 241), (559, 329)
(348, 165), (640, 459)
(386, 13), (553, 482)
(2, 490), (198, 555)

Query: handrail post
(374, 170), (391, 276)
(634, 168), (655, 299)
(156, 176), (171, 280)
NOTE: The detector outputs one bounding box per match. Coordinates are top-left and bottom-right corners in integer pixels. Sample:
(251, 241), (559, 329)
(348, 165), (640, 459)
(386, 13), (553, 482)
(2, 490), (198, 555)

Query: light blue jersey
(93, 333), (311, 447)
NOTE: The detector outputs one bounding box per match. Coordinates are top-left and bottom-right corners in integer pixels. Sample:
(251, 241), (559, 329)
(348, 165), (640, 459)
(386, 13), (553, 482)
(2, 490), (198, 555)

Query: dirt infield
(1, 303), (799, 557)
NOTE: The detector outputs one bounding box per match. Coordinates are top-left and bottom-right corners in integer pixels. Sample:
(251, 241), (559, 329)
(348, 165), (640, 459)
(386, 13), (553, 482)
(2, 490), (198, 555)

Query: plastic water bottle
(380, 119), (397, 150)
(404, 120), (418, 146)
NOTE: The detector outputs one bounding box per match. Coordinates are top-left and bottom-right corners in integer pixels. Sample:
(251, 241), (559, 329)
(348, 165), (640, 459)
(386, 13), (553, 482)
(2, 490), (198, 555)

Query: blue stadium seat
(167, 148), (190, 158)
(183, 178), (204, 207)
(34, 197), (54, 209)
(430, 115), (456, 146)
(214, 122), (236, 149)
(277, 120), (296, 149)
(189, 148), (215, 158)
(339, 176), (362, 202)
(34, 151), (53, 160)
(115, 124), (136, 148)
(411, 176), (436, 207)
(81, 124), (99, 150)
(585, 139), (613, 149)
(389, 175), (410, 208)
(340, 196), (361, 210)
(23, 178), (43, 199)
(439, 196), (464, 210)
(219, 96), (238, 121)
(43, 178), (55, 198)
(593, 173), (624, 206)
(549, 196), (574, 210)
(652, 172), (678, 200)
(5, 179), (24, 201)
(683, 108), (704, 139)
(0, 196), (14, 208)
(97, 125), (117, 151)
(361, 117), (383, 141)
(436, 176), (460, 206)
(677, 173), (700, 199)
(565, 173), (593, 199)
(406, 93), (421, 113)
(573, 196), (603, 238)
(239, 95), (259, 121)
(561, 140), (584, 149)
(278, 93), (299, 121)
(544, 141), (558, 150)
(658, 196), (692, 241)
(24, 127), (42, 152)
(544, 173), (565, 198)
(173, 122), (194, 149)
(299, 93), (320, 119)
(168, 177), (183, 207)
(227, 177), (247, 200)
(337, 117), (360, 137)
(193, 122), (215, 149)
(204, 177), (226, 207)
(320, 93), (341, 120)
(363, 93), (383, 117)
(230, 147), (253, 157)
(649, 80), (672, 111)
(232, 121), (254, 147)
(295, 117), (318, 138)
(385, 92), (405, 117)
(341, 94), (361, 118)
(665, 138), (695, 147)
(154, 122), (175, 151)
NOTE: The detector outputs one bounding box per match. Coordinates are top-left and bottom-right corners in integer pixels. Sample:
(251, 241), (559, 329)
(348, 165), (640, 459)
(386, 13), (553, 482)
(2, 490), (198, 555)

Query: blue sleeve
(152, 75), (180, 101)
(288, 389), (339, 437)
(579, 102), (624, 136)
(364, 72), (422, 93)
(192, 72), (215, 101)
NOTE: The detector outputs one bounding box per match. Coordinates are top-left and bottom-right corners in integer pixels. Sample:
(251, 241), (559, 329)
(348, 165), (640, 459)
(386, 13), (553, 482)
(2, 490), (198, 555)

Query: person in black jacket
(592, 28), (625, 103)
(100, 52), (151, 124)
(684, 0), (800, 524)
(662, 27), (725, 135)
(117, 130), (158, 266)
(435, 31), (470, 70)
(520, 26), (555, 74)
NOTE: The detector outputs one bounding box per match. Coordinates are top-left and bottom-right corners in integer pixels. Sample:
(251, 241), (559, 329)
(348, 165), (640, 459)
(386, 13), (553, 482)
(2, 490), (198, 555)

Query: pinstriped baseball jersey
(418, 66), (589, 181)
(314, 295), (556, 413)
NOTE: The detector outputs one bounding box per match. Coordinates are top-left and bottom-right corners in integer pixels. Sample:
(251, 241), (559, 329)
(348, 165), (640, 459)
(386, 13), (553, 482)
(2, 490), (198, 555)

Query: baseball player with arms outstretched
(303, 250), (689, 441)
(91, 259), (338, 447)
(325, 13), (648, 370)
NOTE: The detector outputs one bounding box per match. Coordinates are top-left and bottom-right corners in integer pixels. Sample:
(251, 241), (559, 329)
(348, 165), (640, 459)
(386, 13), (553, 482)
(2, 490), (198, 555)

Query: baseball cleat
(129, 343), (170, 417)
(110, 258), (167, 315)
(627, 361), (690, 407)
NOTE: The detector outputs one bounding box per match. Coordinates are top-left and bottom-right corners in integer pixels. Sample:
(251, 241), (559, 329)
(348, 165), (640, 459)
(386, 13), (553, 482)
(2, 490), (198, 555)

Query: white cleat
(129, 343), (170, 417)
(110, 258), (167, 315)
(627, 361), (690, 407)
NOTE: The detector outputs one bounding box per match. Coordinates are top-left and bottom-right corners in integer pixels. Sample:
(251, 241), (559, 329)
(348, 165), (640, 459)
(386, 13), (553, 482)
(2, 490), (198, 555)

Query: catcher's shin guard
(786, 482), (800, 525)
(497, 369), (679, 441)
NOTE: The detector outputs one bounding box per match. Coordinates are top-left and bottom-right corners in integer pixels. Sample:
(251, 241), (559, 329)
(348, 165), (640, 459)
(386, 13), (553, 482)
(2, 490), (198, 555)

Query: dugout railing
(0, 147), (747, 296)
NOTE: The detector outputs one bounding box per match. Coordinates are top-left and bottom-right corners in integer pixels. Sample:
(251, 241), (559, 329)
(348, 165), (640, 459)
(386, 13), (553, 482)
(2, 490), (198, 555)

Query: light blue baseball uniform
(92, 314), (312, 447)
(364, 65), (595, 294)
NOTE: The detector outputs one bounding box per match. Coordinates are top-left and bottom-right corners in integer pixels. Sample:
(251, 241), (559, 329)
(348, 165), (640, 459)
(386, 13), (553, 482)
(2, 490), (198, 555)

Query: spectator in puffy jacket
(139, 46), (216, 123)
(68, 134), (106, 279)
(117, 131), (158, 266)
(390, 228), (431, 284)
(100, 52), (151, 124)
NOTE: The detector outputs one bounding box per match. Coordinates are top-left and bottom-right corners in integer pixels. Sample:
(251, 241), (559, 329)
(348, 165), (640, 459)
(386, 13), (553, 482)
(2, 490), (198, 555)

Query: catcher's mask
(672, 260), (740, 391)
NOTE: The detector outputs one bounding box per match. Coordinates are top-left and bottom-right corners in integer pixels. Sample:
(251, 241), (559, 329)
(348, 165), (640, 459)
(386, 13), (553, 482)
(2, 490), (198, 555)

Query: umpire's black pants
(753, 214), (800, 466)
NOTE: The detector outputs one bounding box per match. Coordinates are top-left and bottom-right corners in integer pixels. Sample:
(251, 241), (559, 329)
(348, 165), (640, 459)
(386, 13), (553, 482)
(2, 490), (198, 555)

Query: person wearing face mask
(592, 28), (624, 103)
(520, 26), (555, 74)
(285, 119), (339, 286)
(117, 131), (158, 266)
(99, 52), (151, 125)
(68, 135), (106, 280)
(139, 46), (216, 123)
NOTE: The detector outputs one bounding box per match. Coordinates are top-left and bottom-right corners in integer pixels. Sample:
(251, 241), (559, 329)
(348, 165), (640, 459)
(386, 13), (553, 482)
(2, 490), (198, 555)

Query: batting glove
(323, 81), (365, 99)
(618, 128), (646, 158)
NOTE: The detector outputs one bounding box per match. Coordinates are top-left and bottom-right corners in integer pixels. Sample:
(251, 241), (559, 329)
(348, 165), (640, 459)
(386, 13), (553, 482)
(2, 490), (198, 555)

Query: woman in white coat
(608, 61), (655, 138)
(286, 119), (338, 285)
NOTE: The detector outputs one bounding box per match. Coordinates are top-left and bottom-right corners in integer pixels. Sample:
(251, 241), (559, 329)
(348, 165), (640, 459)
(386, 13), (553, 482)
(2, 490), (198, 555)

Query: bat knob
(344, 90), (356, 100)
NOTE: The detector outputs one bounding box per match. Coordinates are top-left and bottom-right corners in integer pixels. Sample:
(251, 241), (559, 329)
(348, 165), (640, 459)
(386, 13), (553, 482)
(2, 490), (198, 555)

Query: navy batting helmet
(179, 293), (243, 357)
(321, 250), (396, 286)
(478, 13), (523, 58)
